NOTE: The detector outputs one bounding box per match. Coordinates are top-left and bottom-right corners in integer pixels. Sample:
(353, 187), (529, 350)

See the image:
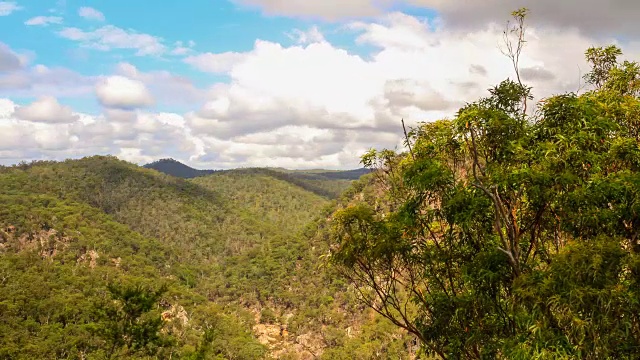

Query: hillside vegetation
(0, 157), (411, 359)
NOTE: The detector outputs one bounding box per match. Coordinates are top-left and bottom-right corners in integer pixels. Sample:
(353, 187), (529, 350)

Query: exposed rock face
(161, 304), (189, 326)
(0, 225), (71, 260)
(252, 320), (325, 359)
(110, 257), (121, 268)
(0, 225), (104, 269)
(77, 249), (99, 268)
(253, 323), (282, 347)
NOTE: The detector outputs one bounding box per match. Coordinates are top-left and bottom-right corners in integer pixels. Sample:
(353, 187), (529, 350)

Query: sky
(0, 0), (639, 169)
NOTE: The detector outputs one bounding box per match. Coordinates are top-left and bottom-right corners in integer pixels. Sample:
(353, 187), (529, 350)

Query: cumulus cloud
(95, 76), (154, 109)
(184, 52), (247, 73)
(0, 122), (35, 151)
(0, 64), (96, 98)
(286, 26), (326, 44)
(0, 96), (201, 166)
(114, 62), (206, 106)
(78, 6), (105, 21)
(58, 25), (165, 55)
(186, 15), (506, 138)
(25, 16), (63, 26)
(0, 97), (16, 117)
(33, 125), (75, 150)
(383, 79), (458, 112)
(176, 11), (639, 168)
(74, 110), (200, 163)
(0, 1), (21, 16)
(13, 96), (79, 123)
(0, 99), (77, 159)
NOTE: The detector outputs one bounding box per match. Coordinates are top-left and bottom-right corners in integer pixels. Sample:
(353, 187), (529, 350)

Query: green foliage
(211, 167), (355, 199)
(260, 308), (277, 324)
(330, 38), (640, 359)
(97, 283), (171, 359)
(0, 154), (395, 358)
(0, 194), (178, 359)
(319, 314), (417, 360)
(186, 304), (267, 360)
(584, 45), (623, 89)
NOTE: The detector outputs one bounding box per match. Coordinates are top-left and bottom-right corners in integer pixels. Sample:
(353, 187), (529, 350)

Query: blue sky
(1, 0), (439, 111)
(0, 0), (637, 168)
(2, 0), (322, 110)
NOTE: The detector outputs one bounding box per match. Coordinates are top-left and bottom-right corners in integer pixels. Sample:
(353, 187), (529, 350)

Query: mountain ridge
(144, 158), (371, 199)
(143, 158), (370, 180)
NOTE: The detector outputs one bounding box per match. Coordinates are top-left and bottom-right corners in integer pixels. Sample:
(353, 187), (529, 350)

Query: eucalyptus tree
(330, 9), (640, 359)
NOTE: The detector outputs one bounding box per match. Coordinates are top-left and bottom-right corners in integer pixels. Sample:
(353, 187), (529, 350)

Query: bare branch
(402, 118), (416, 161)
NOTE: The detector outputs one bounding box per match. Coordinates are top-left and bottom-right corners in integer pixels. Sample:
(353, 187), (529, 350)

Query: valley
(0, 156), (411, 359)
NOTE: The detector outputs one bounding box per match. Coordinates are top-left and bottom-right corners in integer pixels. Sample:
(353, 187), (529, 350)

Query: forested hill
(143, 158), (218, 178)
(143, 158), (370, 199)
(0, 156), (410, 359)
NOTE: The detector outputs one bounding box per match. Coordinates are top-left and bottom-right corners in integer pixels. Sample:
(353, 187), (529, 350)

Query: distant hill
(143, 158), (217, 178)
(144, 158), (371, 199)
(270, 167), (372, 180)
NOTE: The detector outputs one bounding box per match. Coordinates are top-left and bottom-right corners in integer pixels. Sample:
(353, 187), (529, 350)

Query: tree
(330, 9), (640, 359)
(96, 283), (172, 359)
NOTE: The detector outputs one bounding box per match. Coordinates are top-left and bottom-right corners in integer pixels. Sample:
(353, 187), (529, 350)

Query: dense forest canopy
(330, 9), (640, 360)
(0, 156), (411, 359)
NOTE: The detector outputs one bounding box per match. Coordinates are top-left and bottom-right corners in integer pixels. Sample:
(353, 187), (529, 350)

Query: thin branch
(402, 118), (416, 161)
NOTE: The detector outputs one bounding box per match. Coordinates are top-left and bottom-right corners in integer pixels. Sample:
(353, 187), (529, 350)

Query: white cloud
(383, 79), (459, 112)
(0, 114), (197, 165)
(178, 11), (637, 169)
(114, 62), (206, 106)
(184, 52), (247, 73)
(287, 26), (326, 44)
(0, 122), (36, 151)
(171, 40), (196, 56)
(0, 97), (16, 117)
(0, 1), (21, 16)
(0, 95), (201, 165)
(0, 98), (78, 159)
(25, 16), (63, 26)
(172, 47), (191, 56)
(225, 40), (378, 119)
(0, 64), (96, 98)
(78, 6), (105, 21)
(33, 125), (75, 150)
(58, 25), (165, 55)
(13, 96), (79, 123)
(95, 75), (154, 109)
